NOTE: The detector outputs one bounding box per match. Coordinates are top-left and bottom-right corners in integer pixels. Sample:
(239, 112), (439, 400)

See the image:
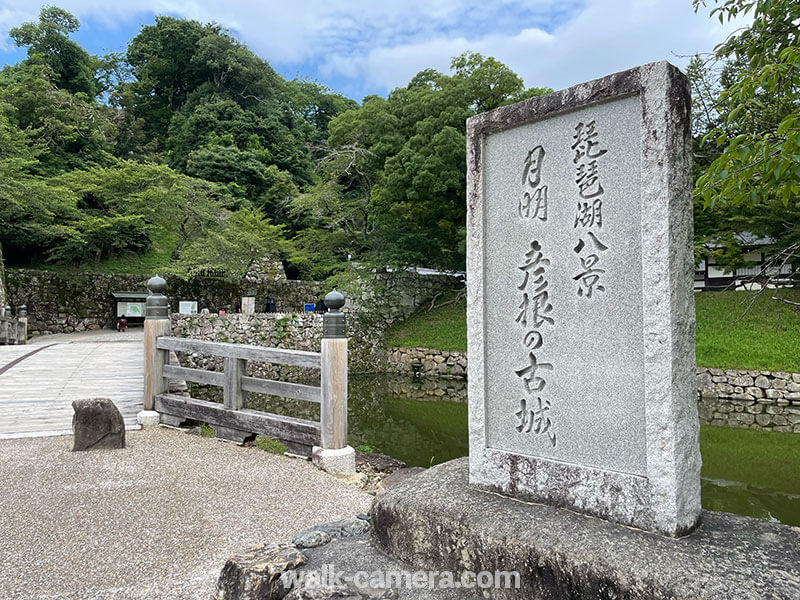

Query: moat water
(196, 373), (800, 527)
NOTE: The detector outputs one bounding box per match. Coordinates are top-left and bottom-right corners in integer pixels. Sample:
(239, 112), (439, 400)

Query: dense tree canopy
(2, 3), (789, 283)
(10, 7), (99, 97)
(692, 0), (800, 267)
(300, 52), (551, 271)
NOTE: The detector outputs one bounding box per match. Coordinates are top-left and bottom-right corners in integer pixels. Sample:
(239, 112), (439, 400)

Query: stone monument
(72, 397), (126, 451)
(466, 60), (700, 536)
(214, 64), (800, 600)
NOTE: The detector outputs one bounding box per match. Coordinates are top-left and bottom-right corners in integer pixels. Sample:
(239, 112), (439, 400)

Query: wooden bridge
(0, 331), (144, 439)
(0, 277), (354, 476)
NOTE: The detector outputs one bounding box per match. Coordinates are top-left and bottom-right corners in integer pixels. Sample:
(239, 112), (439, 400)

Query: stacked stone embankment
(696, 367), (800, 432)
(386, 347), (467, 378)
(5, 269), (322, 336)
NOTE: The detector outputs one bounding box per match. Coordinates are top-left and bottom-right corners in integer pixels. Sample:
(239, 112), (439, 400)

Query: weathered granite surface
(215, 543), (305, 600)
(71, 397), (125, 451)
(371, 458), (800, 600)
(466, 61), (700, 535)
(293, 517), (372, 549)
(217, 517), (481, 599)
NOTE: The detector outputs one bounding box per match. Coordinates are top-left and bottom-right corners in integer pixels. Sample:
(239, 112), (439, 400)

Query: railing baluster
(224, 357), (247, 410)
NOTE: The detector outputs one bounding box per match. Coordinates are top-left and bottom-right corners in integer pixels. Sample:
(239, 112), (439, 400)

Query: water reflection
(193, 373), (799, 526)
(701, 478), (800, 525)
(194, 374), (469, 468)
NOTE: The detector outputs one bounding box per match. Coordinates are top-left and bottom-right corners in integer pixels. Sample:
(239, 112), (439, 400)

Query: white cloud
(0, 0), (750, 95)
(319, 0), (751, 93)
(0, 0), (576, 59)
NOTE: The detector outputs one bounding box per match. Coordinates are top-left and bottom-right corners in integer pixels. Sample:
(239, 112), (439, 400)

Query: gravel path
(0, 428), (373, 599)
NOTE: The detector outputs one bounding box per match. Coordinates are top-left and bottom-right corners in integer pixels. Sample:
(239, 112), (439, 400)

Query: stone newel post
(0, 305), (8, 344)
(139, 275), (170, 427)
(17, 305), (27, 345)
(312, 289), (356, 476)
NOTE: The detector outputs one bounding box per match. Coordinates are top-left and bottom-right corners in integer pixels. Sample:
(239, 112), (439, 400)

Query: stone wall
(386, 351), (800, 434)
(386, 346), (467, 378)
(6, 270), (147, 335)
(171, 313), (323, 380)
(338, 268), (465, 371)
(169, 312), (419, 375)
(168, 267), (464, 375)
(696, 367), (800, 433)
(386, 375), (467, 403)
(5, 269), (323, 337)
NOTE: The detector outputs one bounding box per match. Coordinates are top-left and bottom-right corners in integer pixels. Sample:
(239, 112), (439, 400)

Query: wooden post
(143, 276), (170, 411)
(224, 357), (247, 410)
(320, 290), (348, 450)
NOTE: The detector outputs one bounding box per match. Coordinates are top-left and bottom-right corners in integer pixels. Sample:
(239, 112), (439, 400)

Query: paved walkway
(0, 329), (144, 439)
(0, 428), (373, 599)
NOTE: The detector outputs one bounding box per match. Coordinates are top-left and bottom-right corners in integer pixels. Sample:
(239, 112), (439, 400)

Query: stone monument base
(370, 458), (799, 599)
(215, 459), (799, 599)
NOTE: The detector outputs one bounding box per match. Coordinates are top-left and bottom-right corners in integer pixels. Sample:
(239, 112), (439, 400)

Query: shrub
(255, 435), (287, 454)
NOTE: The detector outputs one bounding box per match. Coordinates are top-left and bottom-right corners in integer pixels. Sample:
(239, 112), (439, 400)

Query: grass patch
(695, 289), (800, 371)
(355, 444), (378, 453)
(384, 295), (467, 351)
(385, 289), (800, 371)
(199, 423), (215, 438)
(255, 435), (287, 454)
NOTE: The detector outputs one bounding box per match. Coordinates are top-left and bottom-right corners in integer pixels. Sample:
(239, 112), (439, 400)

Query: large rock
(216, 543), (306, 600)
(371, 458), (800, 599)
(71, 398), (125, 451)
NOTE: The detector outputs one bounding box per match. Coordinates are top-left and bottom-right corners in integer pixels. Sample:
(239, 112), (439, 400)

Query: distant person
(116, 317), (128, 332)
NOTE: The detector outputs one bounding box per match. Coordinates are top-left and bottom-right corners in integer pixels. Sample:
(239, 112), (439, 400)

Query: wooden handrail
(142, 281), (349, 466)
(157, 336), (321, 368)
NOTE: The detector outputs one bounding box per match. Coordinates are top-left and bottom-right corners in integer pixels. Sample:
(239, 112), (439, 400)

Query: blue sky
(0, 1), (747, 102)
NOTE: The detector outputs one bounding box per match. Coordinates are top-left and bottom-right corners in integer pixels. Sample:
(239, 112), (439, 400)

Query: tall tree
(0, 58), (116, 174)
(693, 1), (799, 220)
(124, 17), (314, 191)
(321, 52), (550, 270)
(691, 0), (800, 284)
(9, 6), (99, 98)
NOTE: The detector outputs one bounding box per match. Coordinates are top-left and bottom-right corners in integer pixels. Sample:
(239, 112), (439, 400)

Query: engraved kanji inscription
(573, 231), (609, 298)
(515, 351), (554, 393)
(514, 240), (556, 445)
(515, 397), (556, 446)
(519, 145), (548, 221)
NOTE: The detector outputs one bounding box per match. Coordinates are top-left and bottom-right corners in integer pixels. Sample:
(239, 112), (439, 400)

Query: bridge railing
(140, 275), (354, 475)
(0, 305), (27, 345)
